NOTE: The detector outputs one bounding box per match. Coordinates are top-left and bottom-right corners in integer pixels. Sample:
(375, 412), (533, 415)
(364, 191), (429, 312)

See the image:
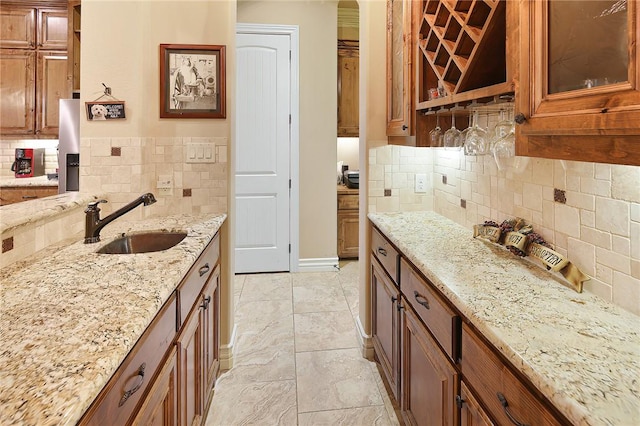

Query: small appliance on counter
(11, 148), (45, 178)
(343, 170), (359, 189)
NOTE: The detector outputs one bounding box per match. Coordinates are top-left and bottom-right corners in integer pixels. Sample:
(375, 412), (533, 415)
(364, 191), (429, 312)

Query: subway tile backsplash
(369, 144), (640, 315)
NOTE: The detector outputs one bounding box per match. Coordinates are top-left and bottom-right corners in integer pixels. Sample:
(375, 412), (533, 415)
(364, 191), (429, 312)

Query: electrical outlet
(415, 174), (427, 193)
(156, 175), (172, 189)
(442, 175), (448, 185)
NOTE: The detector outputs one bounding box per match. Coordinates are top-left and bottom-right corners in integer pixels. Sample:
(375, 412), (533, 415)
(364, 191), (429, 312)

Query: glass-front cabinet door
(516, 0), (640, 166)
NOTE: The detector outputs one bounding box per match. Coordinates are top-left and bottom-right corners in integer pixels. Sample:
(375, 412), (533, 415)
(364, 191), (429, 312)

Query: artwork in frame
(160, 44), (226, 118)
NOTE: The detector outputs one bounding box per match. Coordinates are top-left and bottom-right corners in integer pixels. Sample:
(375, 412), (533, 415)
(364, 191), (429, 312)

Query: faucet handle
(86, 199), (108, 211)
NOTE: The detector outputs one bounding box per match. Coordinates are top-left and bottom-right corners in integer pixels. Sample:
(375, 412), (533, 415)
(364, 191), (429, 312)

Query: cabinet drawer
(338, 194), (359, 210)
(401, 259), (460, 362)
(80, 294), (177, 425)
(371, 227), (399, 285)
(177, 232), (220, 327)
(461, 324), (564, 426)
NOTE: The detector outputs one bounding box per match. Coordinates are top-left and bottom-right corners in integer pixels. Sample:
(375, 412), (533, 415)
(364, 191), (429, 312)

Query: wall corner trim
(297, 257), (340, 272)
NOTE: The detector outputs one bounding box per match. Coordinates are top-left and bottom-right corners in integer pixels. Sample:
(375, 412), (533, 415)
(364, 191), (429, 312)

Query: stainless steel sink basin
(96, 231), (187, 254)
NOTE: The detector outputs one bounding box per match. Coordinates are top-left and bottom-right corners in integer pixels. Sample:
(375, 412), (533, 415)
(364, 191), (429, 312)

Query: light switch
(185, 143), (216, 163)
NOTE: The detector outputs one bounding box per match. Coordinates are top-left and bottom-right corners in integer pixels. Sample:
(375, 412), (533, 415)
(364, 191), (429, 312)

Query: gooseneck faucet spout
(84, 193), (157, 243)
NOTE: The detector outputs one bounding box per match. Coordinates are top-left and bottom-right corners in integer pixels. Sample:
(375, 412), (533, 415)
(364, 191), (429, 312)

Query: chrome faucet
(84, 193), (157, 243)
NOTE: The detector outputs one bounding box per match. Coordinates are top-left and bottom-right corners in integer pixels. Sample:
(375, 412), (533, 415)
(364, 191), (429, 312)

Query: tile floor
(205, 261), (400, 425)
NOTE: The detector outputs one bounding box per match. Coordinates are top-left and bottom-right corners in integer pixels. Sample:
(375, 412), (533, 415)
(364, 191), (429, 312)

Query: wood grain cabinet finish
(0, 1), (67, 137)
(371, 227), (400, 285)
(0, 186), (57, 206)
(131, 347), (178, 426)
(516, 0), (640, 166)
(458, 381), (493, 426)
(371, 255), (401, 401)
(386, 0), (413, 136)
(401, 299), (458, 426)
(461, 323), (566, 426)
(337, 40), (359, 137)
(337, 189), (359, 259)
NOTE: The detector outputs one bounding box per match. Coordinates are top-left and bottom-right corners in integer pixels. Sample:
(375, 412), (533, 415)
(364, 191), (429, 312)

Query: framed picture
(85, 101), (126, 120)
(160, 44), (226, 119)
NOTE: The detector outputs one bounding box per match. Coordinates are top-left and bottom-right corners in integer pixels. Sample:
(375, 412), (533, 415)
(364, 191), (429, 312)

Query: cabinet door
(337, 43), (359, 137)
(177, 305), (204, 426)
(201, 265), (220, 412)
(386, 0), (412, 136)
(338, 210), (359, 259)
(401, 301), (458, 426)
(0, 7), (36, 49)
(36, 51), (67, 135)
(459, 382), (494, 426)
(132, 348), (179, 426)
(0, 50), (35, 135)
(371, 255), (401, 401)
(37, 9), (67, 50)
(517, 0), (640, 166)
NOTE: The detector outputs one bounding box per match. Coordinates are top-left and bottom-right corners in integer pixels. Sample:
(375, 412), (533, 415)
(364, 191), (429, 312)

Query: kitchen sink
(96, 231), (188, 254)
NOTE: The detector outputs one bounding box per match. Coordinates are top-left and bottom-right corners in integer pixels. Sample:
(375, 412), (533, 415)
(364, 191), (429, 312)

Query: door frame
(235, 23), (300, 272)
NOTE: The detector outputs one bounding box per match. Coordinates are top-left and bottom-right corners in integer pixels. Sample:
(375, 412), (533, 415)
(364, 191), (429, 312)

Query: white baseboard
(219, 324), (237, 371)
(355, 315), (374, 360)
(298, 257), (340, 272)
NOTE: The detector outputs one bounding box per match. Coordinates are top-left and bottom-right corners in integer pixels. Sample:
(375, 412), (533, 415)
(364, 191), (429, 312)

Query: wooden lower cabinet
(132, 348), (178, 426)
(337, 187), (359, 259)
(371, 255), (401, 401)
(401, 299), (458, 426)
(177, 264), (221, 426)
(0, 186), (58, 205)
(458, 382), (493, 426)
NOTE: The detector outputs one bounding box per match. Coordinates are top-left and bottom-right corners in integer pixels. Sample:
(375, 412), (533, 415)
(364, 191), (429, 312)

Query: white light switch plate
(185, 143), (216, 163)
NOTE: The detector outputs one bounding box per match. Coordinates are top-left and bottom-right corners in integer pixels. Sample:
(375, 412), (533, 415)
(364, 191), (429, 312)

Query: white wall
(238, 0), (338, 261)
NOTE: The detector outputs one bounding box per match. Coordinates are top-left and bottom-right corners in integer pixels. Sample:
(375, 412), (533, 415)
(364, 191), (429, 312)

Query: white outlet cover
(415, 173), (427, 193)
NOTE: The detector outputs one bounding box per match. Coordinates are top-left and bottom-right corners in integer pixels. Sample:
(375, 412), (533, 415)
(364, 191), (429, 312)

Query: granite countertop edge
(369, 211), (640, 426)
(0, 212), (227, 426)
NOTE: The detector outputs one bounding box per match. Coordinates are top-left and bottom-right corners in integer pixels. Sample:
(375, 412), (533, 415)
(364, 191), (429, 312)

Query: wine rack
(416, 0), (510, 108)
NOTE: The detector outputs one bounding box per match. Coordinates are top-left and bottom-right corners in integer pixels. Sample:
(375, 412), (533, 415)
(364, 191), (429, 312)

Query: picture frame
(160, 44), (226, 119)
(85, 101), (126, 120)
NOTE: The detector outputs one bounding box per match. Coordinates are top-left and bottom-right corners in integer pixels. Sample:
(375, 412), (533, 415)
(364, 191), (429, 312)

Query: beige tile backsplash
(80, 136), (228, 218)
(369, 144), (640, 315)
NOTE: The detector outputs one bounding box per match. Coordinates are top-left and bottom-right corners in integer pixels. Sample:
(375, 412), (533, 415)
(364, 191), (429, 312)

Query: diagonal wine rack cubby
(417, 0), (507, 105)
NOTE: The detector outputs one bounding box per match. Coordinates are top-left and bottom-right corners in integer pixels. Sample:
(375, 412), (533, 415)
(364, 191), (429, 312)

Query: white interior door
(235, 32), (291, 273)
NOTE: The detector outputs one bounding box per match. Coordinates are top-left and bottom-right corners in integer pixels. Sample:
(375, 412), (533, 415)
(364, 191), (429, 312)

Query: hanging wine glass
(460, 113), (473, 146)
(429, 113), (443, 147)
(491, 121), (516, 171)
(488, 108), (513, 151)
(463, 110), (488, 156)
(443, 112), (462, 150)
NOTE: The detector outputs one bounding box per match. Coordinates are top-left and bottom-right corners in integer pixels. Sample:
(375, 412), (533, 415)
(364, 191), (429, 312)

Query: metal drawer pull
(497, 392), (529, 426)
(118, 363), (146, 407)
(455, 395), (464, 408)
(22, 195), (37, 199)
(200, 295), (211, 310)
(198, 263), (210, 277)
(414, 291), (430, 309)
(377, 247), (387, 256)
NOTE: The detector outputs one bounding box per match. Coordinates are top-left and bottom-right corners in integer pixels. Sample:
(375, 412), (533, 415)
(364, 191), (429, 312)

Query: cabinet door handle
(414, 291), (430, 309)
(198, 263), (210, 277)
(514, 113), (527, 125)
(497, 392), (530, 426)
(118, 363), (146, 407)
(200, 295), (211, 310)
(22, 195), (38, 199)
(377, 247), (387, 257)
(402, 124), (408, 130)
(455, 394), (464, 409)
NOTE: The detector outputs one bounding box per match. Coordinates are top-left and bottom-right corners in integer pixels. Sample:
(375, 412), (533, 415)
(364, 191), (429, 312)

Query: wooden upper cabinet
(0, 7), (36, 49)
(387, 0), (413, 136)
(37, 8), (68, 50)
(37, 51), (68, 135)
(0, 50), (35, 134)
(338, 40), (359, 137)
(516, 0), (640, 166)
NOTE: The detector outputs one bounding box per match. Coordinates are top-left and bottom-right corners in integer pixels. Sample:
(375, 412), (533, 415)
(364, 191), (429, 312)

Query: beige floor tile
(369, 362), (402, 426)
(298, 406), (392, 426)
(294, 310), (358, 352)
(292, 271), (340, 287)
(341, 284), (359, 319)
(240, 273), (292, 301)
(206, 379), (297, 426)
(236, 299), (293, 330)
(296, 348), (383, 413)
(234, 273), (246, 296)
(293, 284), (350, 313)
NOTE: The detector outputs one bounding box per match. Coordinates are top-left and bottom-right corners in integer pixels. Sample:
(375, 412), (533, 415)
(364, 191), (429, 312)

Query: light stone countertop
(0, 192), (100, 235)
(369, 211), (640, 426)
(0, 212), (226, 426)
(0, 176), (58, 188)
